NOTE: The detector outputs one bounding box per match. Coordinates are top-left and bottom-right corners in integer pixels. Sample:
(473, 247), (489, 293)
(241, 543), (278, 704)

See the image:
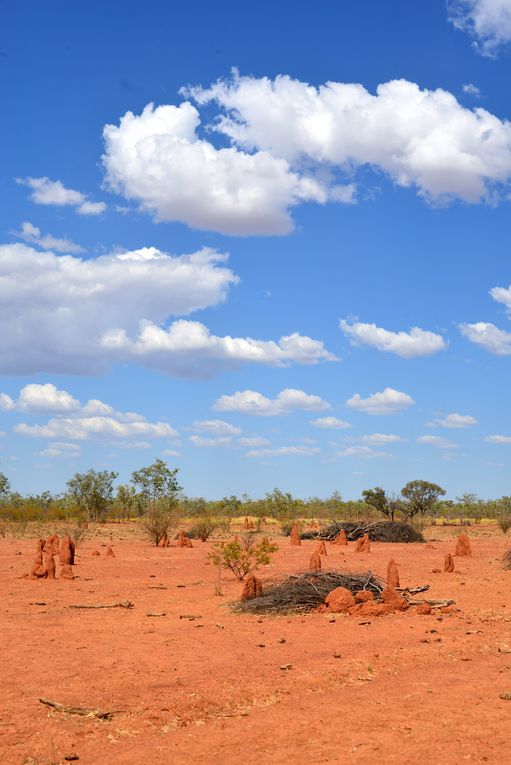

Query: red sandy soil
(2, 527), (511, 764)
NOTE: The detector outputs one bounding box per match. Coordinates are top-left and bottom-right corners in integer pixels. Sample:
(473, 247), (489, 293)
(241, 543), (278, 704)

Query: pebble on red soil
(241, 573), (263, 601)
(106, 546), (115, 558)
(309, 550), (322, 572)
(456, 533), (472, 557)
(91, 550), (101, 557)
(444, 553), (455, 572)
(325, 586), (356, 613)
(387, 559), (400, 588)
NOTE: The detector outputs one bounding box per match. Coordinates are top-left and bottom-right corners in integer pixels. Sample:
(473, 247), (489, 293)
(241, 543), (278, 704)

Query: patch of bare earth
(1, 526), (511, 764)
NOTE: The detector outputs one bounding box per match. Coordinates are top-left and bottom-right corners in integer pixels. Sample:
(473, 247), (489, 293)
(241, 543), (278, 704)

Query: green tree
(116, 483), (138, 519)
(67, 469), (118, 522)
(131, 459), (181, 512)
(0, 472), (11, 500)
(362, 486), (396, 520)
(401, 480), (446, 520)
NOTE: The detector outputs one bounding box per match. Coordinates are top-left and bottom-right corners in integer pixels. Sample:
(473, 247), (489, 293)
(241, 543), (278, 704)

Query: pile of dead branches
(232, 570), (383, 615)
(314, 521), (424, 543)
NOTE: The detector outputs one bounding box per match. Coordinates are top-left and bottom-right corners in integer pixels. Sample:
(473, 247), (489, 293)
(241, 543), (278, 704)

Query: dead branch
(68, 600), (134, 610)
(39, 697), (113, 719)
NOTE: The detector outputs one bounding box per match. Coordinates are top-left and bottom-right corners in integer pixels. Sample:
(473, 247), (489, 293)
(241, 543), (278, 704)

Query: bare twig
(68, 600), (134, 610)
(39, 697), (113, 719)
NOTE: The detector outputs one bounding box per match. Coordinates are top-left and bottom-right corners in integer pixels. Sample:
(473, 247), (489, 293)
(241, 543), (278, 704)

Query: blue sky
(1, 0), (511, 499)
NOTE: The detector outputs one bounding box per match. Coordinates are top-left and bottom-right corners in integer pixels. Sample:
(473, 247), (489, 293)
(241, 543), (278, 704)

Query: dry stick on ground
(407, 598), (455, 608)
(68, 600), (134, 610)
(39, 698), (114, 719)
(397, 585), (430, 595)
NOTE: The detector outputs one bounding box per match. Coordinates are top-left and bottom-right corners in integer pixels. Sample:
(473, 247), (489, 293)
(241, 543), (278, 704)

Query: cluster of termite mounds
(241, 573), (264, 600)
(24, 535), (76, 581)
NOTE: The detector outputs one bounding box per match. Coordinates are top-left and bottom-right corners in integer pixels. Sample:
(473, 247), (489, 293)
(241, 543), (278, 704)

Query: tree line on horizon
(1, 461), (511, 528)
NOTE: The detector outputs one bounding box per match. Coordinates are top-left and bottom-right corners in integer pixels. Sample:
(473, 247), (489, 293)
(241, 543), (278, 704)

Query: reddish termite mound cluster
(25, 535), (76, 581)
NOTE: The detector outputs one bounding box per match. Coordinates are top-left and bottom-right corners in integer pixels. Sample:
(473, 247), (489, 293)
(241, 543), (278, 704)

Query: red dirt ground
(2, 526), (511, 764)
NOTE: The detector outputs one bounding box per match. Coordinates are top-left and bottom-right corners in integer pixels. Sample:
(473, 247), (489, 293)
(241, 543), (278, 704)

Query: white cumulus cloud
(417, 435), (457, 449)
(13, 222), (84, 254)
(246, 445), (320, 458)
(340, 319), (447, 358)
(17, 177), (106, 215)
(189, 72), (511, 204)
(310, 416), (352, 430)
(485, 434), (511, 443)
(191, 419), (241, 436)
(448, 0), (511, 56)
(0, 243), (330, 377)
(189, 435), (234, 447)
(102, 320), (335, 377)
(8, 384), (177, 443)
(213, 388), (330, 416)
(335, 445), (391, 459)
(359, 433), (403, 444)
(427, 413), (478, 428)
(459, 322), (511, 354)
(102, 101), (335, 236)
(346, 387), (415, 415)
(38, 442), (81, 458)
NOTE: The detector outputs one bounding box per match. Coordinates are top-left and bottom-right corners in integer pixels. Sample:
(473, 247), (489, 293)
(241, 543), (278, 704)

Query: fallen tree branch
(397, 585), (430, 595)
(408, 598), (455, 608)
(39, 697), (113, 719)
(68, 600), (134, 610)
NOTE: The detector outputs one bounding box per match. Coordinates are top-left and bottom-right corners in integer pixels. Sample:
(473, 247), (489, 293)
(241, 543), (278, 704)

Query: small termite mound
(355, 533), (371, 553)
(325, 586), (355, 613)
(241, 574), (263, 600)
(290, 524), (301, 547)
(387, 559), (400, 588)
(309, 550), (322, 572)
(317, 540), (327, 556)
(444, 553), (455, 572)
(455, 532), (472, 557)
(177, 530), (193, 548)
(333, 529), (348, 546)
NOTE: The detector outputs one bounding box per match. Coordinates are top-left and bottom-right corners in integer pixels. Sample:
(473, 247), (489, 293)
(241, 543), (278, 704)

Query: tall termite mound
(455, 533), (472, 557)
(309, 550), (322, 571)
(290, 524), (301, 546)
(355, 533), (371, 553)
(333, 529), (348, 546)
(387, 559), (400, 588)
(178, 530), (193, 548)
(444, 553), (455, 572)
(241, 574), (263, 600)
